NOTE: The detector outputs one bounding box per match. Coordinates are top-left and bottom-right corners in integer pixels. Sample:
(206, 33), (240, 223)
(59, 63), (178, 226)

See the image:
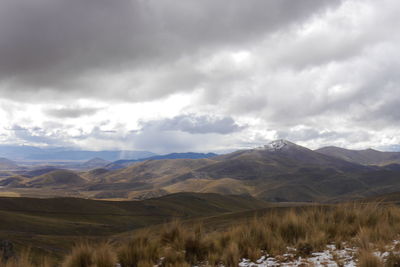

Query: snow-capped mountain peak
(257, 139), (296, 151)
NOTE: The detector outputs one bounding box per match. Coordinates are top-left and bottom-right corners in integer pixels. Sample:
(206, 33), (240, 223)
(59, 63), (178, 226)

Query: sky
(0, 0), (399, 153)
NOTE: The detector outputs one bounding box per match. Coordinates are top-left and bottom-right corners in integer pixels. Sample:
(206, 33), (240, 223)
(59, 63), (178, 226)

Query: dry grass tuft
(61, 241), (118, 267)
(95, 203), (400, 266)
(358, 249), (383, 267)
(93, 242), (117, 267)
(222, 242), (240, 266)
(2, 249), (53, 267)
(62, 242), (94, 267)
(118, 234), (159, 267)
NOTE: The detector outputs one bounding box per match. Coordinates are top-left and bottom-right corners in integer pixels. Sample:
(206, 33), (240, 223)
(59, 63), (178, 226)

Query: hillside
(0, 193), (269, 256)
(25, 170), (86, 188)
(107, 152), (218, 169)
(20, 167), (59, 178)
(3, 195), (399, 266)
(316, 146), (400, 165)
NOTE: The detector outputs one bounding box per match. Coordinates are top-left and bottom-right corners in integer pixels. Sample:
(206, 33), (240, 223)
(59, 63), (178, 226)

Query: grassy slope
(26, 170), (86, 187)
(0, 193), (269, 257)
(5, 200), (400, 266)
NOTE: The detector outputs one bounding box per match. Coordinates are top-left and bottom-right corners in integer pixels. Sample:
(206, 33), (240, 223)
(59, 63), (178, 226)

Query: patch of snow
(256, 140), (294, 152)
(238, 245), (358, 267)
(237, 240), (400, 267)
(158, 240), (400, 267)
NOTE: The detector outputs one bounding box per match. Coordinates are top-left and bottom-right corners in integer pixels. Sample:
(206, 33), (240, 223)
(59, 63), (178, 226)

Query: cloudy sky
(0, 0), (399, 153)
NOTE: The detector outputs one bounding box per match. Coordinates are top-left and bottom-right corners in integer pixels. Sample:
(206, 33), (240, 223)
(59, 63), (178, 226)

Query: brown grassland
(3, 202), (400, 266)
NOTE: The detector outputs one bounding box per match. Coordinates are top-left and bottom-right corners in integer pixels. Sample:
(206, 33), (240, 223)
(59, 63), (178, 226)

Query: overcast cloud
(0, 0), (399, 153)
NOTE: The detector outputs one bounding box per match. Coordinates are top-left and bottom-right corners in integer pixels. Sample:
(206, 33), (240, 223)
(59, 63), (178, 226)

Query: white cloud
(0, 0), (400, 152)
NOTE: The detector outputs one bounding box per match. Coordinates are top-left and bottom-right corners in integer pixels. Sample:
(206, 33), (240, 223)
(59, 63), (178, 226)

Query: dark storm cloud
(140, 114), (244, 134)
(0, 0), (339, 100)
(45, 106), (101, 118)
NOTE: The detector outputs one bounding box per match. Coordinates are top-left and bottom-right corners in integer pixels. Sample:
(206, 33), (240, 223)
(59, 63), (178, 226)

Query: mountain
(212, 140), (364, 174)
(81, 157), (110, 169)
(0, 157), (19, 170)
(316, 146), (400, 165)
(78, 140), (374, 202)
(159, 140), (372, 201)
(4, 140), (400, 203)
(107, 152), (218, 170)
(0, 145), (156, 161)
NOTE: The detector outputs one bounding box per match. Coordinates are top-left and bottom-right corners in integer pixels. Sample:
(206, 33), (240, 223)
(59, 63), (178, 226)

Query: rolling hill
(25, 170), (86, 188)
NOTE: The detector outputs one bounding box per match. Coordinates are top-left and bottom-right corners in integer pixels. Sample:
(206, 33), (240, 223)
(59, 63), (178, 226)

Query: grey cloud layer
(0, 0), (399, 152)
(0, 0), (338, 100)
(45, 106), (102, 118)
(140, 114), (244, 134)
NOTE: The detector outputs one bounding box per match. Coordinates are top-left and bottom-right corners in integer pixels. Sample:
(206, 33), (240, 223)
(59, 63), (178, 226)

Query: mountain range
(0, 145), (155, 161)
(2, 140), (400, 202)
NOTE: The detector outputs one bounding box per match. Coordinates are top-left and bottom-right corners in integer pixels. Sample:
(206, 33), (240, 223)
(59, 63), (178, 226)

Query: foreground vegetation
(0, 193), (269, 258)
(3, 202), (400, 266)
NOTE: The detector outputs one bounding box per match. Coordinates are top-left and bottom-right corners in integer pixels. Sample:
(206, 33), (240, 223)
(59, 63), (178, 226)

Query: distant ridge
(0, 145), (156, 161)
(316, 146), (400, 165)
(107, 152), (218, 169)
(0, 157), (19, 170)
(81, 157), (110, 169)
